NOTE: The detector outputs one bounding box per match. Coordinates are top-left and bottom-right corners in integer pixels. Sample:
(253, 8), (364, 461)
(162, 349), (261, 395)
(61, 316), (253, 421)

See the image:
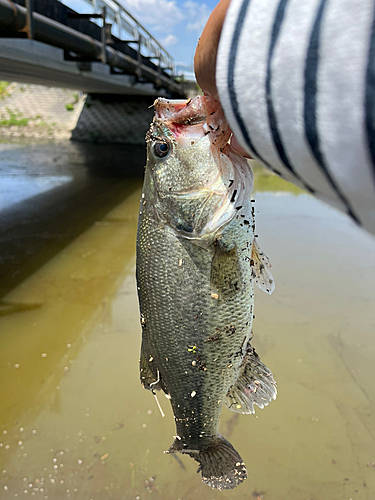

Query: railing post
(101, 6), (106, 64)
(116, 9), (121, 38)
(25, 0), (34, 39)
(136, 30), (142, 79)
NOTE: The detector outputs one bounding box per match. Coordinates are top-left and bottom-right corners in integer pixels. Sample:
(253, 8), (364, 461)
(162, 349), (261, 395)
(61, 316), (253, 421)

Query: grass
(0, 109), (56, 129)
(252, 163), (304, 194)
(0, 81), (9, 93)
(0, 81), (10, 101)
(0, 110), (28, 127)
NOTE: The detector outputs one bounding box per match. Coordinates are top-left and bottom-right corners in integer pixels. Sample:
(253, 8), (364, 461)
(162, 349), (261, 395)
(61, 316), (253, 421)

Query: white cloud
(120, 0), (184, 31)
(161, 34), (178, 46)
(183, 1), (211, 33)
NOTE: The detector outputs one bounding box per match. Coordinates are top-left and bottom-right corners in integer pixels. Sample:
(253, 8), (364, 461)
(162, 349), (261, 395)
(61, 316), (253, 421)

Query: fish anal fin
(251, 240), (275, 294)
(225, 343), (277, 414)
(140, 344), (161, 392)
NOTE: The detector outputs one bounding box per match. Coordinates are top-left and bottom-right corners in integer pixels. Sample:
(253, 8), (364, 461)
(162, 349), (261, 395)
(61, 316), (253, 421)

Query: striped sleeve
(216, 0), (375, 234)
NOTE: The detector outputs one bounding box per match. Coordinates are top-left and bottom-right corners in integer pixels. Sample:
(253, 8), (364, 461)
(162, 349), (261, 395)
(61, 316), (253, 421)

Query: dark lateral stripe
(304, 0), (361, 223)
(266, 0), (315, 194)
(227, 0), (276, 172)
(365, 0), (375, 186)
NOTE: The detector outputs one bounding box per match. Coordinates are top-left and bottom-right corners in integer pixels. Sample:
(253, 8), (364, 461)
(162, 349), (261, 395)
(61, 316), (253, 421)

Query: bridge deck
(0, 38), (169, 96)
(0, 0), (185, 97)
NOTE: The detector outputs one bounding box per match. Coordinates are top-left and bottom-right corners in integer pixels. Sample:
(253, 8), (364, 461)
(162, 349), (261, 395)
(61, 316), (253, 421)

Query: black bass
(136, 96), (276, 490)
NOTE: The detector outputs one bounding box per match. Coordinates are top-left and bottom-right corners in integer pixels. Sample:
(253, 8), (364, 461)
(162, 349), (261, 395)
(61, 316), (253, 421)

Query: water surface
(0, 144), (374, 500)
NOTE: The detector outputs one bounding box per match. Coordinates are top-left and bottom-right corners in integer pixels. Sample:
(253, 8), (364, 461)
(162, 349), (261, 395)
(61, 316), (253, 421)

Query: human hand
(194, 0), (251, 158)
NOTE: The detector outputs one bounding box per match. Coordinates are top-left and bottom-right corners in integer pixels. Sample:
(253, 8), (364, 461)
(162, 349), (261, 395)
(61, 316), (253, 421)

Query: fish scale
(136, 96), (277, 490)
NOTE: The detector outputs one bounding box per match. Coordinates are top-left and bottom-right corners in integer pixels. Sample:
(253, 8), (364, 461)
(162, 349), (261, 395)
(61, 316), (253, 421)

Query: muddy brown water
(0, 141), (374, 500)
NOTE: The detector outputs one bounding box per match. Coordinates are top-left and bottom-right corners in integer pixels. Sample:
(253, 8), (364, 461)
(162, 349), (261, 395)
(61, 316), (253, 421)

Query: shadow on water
(0, 145), (374, 500)
(0, 142), (145, 299)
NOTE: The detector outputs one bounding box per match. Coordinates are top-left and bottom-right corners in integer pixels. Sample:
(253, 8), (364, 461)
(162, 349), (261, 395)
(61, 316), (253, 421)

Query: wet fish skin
(136, 96), (276, 490)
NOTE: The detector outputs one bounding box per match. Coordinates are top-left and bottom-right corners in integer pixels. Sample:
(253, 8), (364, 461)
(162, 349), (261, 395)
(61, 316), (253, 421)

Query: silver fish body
(136, 96), (276, 490)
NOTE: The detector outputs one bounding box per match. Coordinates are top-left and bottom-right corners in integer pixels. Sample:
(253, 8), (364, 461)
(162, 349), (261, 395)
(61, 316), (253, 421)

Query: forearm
(215, 0), (375, 234)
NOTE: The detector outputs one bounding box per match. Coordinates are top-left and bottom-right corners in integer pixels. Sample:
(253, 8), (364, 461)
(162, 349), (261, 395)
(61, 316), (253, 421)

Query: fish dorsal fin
(251, 240), (275, 294)
(225, 343), (277, 414)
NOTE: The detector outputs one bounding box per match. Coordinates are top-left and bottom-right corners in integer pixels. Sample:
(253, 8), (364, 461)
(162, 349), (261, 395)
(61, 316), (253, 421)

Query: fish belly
(136, 194), (254, 447)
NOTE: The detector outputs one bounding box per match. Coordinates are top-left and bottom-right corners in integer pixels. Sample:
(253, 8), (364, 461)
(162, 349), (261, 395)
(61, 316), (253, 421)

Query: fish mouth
(152, 96), (231, 149)
(154, 97), (207, 125)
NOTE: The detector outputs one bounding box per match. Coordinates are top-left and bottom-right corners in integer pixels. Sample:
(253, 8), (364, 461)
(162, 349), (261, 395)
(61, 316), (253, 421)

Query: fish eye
(152, 141), (171, 159)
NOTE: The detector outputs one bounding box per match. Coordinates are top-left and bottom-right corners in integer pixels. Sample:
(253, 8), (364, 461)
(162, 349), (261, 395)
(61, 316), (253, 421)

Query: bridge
(0, 0), (185, 97)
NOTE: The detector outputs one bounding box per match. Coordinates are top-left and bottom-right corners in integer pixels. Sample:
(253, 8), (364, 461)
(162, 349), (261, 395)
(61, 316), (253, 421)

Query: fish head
(145, 96), (253, 242)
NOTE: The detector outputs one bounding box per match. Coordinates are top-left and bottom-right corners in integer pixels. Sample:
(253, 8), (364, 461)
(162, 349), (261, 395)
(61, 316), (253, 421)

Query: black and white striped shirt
(216, 0), (375, 234)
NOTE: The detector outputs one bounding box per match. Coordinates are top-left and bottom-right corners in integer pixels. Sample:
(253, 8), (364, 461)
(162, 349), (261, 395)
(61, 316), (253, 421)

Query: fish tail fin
(166, 435), (247, 490)
(195, 435), (247, 490)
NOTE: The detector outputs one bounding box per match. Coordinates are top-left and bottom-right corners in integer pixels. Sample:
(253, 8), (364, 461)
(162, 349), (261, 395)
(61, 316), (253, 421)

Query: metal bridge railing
(60, 0), (176, 76)
(0, 0), (184, 95)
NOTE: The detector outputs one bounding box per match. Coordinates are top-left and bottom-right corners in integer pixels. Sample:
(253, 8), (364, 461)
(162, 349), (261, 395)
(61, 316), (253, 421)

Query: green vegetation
(0, 81), (9, 93)
(65, 93), (80, 112)
(0, 81), (10, 101)
(0, 109), (56, 132)
(252, 163), (304, 194)
(0, 110), (28, 127)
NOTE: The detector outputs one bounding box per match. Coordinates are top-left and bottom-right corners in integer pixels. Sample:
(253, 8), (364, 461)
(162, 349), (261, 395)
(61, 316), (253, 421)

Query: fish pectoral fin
(251, 240), (275, 294)
(225, 343), (277, 414)
(139, 345), (162, 392)
(210, 240), (240, 299)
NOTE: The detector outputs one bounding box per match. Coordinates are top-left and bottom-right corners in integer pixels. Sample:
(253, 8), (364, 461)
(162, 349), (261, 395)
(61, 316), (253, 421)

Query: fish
(136, 95), (277, 490)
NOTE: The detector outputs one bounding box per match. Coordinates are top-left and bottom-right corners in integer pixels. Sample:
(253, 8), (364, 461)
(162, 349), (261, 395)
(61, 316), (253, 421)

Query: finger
(194, 0), (231, 98)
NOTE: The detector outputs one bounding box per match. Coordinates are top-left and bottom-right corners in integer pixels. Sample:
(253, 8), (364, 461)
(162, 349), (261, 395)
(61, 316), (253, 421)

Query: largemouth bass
(136, 95), (276, 490)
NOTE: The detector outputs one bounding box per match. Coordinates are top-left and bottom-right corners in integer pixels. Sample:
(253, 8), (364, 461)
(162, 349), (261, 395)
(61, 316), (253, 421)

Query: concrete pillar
(71, 94), (155, 144)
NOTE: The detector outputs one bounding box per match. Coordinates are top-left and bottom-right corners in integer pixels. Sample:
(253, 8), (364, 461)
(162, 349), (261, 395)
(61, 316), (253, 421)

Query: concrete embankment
(0, 82), (158, 144)
(0, 82), (85, 140)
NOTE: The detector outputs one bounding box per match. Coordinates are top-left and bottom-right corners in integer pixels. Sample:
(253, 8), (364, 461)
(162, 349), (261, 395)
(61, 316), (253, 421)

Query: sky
(119, 0), (217, 71)
(64, 0), (217, 76)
